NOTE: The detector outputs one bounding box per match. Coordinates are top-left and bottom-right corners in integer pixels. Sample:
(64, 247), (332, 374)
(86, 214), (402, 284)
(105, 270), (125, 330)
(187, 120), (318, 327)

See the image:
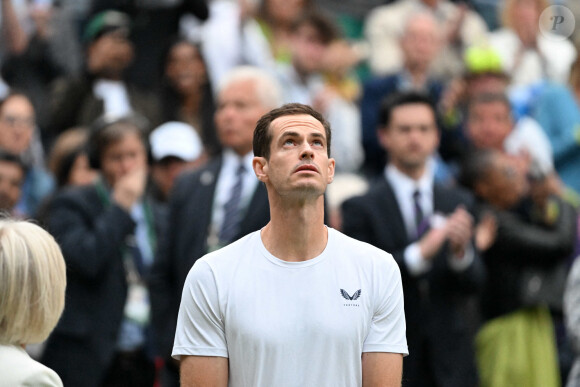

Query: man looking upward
(173, 103), (408, 386)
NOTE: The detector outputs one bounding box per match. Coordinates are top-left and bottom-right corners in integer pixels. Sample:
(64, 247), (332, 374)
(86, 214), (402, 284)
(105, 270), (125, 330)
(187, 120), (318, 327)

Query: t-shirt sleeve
(172, 260), (229, 359)
(362, 253), (408, 356)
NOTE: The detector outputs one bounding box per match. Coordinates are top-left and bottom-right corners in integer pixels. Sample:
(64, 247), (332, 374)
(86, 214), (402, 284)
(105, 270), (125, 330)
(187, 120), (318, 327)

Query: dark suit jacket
(342, 177), (484, 387)
(149, 155), (271, 360)
(40, 183), (166, 387)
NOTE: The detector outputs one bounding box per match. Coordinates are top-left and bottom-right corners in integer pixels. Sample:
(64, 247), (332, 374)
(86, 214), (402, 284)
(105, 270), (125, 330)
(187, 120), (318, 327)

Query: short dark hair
(253, 103), (331, 160)
(87, 114), (149, 169)
(378, 91), (436, 129)
(467, 92), (512, 114)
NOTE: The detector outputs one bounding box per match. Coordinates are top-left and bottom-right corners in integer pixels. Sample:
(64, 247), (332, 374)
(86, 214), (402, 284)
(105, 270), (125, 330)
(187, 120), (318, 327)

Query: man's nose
(300, 143), (314, 159)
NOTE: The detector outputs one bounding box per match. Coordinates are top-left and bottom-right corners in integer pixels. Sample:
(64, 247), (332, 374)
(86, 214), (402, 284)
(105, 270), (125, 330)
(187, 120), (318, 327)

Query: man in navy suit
(342, 91), (485, 387)
(149, 66), (282, 385)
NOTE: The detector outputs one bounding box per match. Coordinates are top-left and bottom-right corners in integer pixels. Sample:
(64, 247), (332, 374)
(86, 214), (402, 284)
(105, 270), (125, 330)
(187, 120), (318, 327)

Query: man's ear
(253, 156), (268, 183)
(327, 157), (335, 185)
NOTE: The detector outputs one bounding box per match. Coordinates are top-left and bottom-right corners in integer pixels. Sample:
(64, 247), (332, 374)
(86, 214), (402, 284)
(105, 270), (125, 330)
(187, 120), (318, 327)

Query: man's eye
(284, 139), (294, 145)
(313, 140), (323, 146)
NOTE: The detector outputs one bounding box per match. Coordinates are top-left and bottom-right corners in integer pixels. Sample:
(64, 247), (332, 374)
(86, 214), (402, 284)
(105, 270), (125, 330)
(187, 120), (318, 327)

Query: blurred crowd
(2, 0), (580, 386)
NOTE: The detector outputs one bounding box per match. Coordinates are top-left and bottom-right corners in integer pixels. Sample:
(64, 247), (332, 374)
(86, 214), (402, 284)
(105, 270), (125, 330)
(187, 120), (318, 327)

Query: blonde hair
(501, 0), (550, 29)
(0, 219), (66, 345)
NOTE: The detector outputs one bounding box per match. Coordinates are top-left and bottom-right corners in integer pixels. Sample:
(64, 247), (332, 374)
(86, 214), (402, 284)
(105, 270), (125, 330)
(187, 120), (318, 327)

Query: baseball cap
(150, 122), (203, 162)
(83, 10), (131, 44)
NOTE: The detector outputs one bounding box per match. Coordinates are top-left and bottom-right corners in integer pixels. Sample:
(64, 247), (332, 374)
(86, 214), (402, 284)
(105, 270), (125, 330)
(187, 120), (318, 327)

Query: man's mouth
(295, 164), (319, 173)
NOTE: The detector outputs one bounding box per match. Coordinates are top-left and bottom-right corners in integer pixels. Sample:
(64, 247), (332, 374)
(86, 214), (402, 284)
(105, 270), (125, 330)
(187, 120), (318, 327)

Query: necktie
(219, 163), (246, 244)
(413, 190), (428, 238)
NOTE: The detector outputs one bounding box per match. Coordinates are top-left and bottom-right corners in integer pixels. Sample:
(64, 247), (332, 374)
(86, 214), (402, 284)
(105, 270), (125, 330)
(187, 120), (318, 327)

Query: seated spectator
(361, 11), (444, 176)
(149, 121), (206, 202)
(276, 11), (363, 173)
(40, 115), (167, 387)
(364, 0), (488, 79)
(47, 10), (161, 139)
(529, 56), (580, 196)
(0, 92), (54, 217)
(488, 0), (577, 87)
(460, 149), (577, 387)
(90, 0), (208, 91)
(0, 0), (64, 129)
(161, 38), (219, 156)
(0, 219), (67, 387)
(46, 127), (98, 190)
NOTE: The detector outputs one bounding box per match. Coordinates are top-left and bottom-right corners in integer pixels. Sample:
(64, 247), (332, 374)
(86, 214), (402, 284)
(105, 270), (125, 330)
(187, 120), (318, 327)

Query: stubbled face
(467, 101), (513, 150)
(378, 103), (439, 172)
(0, 160), (24, 211)
(100, 131), (147, 187)
(165, 42), (206, 94)
(215, 79), (269, 156)
(0, 95), (35, 154)
(256, 114), (334, 199)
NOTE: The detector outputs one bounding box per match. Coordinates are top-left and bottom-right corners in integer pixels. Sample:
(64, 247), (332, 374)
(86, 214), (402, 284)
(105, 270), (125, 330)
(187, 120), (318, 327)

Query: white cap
(150, 121), (203, 162)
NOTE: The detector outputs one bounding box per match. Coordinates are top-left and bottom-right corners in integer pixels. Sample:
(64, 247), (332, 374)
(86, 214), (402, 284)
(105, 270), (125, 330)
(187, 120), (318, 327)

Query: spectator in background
(0, 219), (67, 387)
(0, 151), (25, 215)
(149, 121), (206, 202)
(0, 93), (54, 217)
(202, 0), (314, 87)
(0, 0), (64, 129)
(40, 115), (167, 387)
(149, 66), (279, 387)
(47, 10), (161, 140)
(90, 0), (208, 91)
(342, 92), (484, 387)
(35, 127), (98, 226)
(361, 12), (444, 176)
(530, 55), (580, 196)
(46, 127), (97, 189)
(161, 38), (219, 156)
(461, 149), (577, 387)
(364, 0), (488, 80)
(488, 0), (576, 87)
(276, 11), (363, 174)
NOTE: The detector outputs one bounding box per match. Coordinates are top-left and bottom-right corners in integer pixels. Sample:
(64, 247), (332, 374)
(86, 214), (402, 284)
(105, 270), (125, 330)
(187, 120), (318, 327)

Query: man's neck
(404, 63), (429, 88)
(261, 196), (327, 262)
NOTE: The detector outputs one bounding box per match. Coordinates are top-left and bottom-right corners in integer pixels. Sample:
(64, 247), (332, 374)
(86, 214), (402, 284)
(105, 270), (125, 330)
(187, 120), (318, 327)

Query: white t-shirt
(173, 228), (408, 387)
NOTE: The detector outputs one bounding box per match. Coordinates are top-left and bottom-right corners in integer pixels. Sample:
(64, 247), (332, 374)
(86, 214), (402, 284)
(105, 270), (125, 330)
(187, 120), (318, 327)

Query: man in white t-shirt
(173, 103), (408, 386)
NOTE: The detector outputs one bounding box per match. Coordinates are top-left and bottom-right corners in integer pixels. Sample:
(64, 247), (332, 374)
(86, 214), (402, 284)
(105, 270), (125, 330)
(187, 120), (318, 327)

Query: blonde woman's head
(0, 219), (66, 345)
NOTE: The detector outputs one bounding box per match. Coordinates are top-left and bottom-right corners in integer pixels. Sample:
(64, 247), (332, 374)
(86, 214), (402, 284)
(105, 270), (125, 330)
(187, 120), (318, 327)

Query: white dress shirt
(385, 159), (473, 276)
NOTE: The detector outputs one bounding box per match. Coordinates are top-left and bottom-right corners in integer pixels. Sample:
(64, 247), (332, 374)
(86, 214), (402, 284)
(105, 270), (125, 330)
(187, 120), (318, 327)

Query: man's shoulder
(343, 177), (390, 206)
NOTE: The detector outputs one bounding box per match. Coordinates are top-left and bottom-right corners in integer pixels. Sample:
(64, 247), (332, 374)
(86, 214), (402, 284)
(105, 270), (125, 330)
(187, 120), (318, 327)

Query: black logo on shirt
(340, 289), (361, 301)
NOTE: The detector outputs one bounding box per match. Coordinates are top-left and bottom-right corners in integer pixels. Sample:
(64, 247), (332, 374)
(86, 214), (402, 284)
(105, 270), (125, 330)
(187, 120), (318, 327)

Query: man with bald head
(149, 66), (282, 384)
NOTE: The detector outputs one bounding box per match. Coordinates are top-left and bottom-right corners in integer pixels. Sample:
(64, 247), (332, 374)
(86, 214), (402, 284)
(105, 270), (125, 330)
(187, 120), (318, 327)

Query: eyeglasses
(0, 115), (35, 128)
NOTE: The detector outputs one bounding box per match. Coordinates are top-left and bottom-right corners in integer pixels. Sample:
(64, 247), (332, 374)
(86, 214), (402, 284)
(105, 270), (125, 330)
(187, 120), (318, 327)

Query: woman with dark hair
(161, 39), (219, 157)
